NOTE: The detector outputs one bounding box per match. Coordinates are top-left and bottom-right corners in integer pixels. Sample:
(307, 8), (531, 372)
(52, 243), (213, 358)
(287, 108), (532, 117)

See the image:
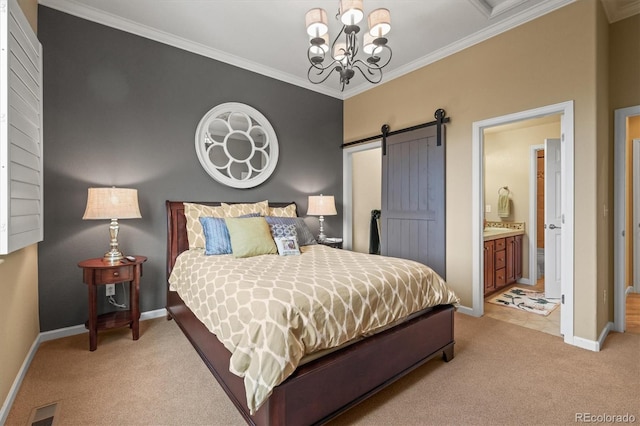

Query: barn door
(381, 125), (445, 278)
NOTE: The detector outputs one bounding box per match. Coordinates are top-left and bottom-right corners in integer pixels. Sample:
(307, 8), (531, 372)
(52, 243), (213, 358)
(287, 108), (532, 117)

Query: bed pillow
(265, 216), (317, 246)
(221, 200), (269, 218)
(184, 202), (225, 249)
(225, 217), (278, 258)
(199, 217), (232, 255)
(268, 223), (297, 239)
(268, 203), (297, 218)
(199, 214), (262, 255)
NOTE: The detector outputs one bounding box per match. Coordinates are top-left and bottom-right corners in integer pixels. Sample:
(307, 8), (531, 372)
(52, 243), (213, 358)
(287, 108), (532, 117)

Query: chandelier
(305, 0), (392, 91)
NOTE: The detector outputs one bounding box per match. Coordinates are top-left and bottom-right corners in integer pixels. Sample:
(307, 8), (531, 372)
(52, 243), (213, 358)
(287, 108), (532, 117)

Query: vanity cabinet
(506, 235), (523, 284)
(484, 240), (496, 293)
(484, 234), (522, 296)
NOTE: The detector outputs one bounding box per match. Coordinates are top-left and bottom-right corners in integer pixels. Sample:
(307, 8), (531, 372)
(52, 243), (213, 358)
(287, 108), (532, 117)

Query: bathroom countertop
(483, 227), (525, 241)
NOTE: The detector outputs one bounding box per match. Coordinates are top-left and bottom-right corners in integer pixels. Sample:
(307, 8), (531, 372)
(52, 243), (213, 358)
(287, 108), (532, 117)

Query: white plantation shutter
(0, 0), (43, 254)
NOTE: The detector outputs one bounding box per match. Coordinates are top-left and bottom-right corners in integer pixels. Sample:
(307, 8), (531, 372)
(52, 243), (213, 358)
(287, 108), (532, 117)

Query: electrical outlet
(485, 204), (492, 213)
(106, 284), (115, 297)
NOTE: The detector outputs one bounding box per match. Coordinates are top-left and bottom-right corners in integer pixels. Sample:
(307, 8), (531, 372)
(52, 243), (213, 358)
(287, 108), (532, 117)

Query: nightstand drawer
(95, 266), (133, 284)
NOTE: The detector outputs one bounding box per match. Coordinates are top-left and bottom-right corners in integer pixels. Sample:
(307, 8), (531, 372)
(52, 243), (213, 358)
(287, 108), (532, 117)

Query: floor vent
(28, 402), (60, 426)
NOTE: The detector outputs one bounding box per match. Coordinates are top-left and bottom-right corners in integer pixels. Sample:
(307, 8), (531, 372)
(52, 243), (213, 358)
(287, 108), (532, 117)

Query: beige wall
(609, 12), (640, 328)
(352, 148), (382, 253)
(345, 0), (604, 340)
(609, 13), (640, 111)
(484, 119), (561, 280)
(595, 0), (611, 334)
(0, 0), (40, 414)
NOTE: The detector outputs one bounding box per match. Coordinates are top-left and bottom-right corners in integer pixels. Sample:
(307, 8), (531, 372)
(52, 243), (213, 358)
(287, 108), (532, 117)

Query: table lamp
(82, 187), (141, 263)
(307, 194), (337, 241)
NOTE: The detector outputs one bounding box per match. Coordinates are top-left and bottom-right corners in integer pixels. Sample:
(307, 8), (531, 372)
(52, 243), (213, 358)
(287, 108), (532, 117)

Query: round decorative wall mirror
(195, 103), (279, 188)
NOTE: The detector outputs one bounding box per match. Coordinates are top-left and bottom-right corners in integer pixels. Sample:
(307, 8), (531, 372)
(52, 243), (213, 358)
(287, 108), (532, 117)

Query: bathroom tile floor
(484, 281), (561, 337)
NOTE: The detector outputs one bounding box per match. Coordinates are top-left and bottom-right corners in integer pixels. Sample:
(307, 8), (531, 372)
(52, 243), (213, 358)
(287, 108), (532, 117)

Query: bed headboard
(165, 201), (296, 281)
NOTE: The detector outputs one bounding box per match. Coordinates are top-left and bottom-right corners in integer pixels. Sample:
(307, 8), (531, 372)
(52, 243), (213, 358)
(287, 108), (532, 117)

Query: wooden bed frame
(166, 200), (455, 426)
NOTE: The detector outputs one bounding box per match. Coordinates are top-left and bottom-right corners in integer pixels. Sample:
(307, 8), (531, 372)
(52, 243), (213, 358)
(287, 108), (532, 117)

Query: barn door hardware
(341, 108), (450, 153)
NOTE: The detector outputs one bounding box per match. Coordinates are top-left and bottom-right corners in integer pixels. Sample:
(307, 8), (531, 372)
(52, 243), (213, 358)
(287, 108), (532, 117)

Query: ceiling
(38, 0), (639, 99)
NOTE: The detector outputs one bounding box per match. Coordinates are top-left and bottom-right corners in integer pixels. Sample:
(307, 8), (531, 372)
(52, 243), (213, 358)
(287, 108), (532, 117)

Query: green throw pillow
(225, 217), (278, 258)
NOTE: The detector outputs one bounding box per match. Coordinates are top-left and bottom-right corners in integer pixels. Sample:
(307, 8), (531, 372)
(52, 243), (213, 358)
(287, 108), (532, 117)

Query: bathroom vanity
(483, 225), (524, 296)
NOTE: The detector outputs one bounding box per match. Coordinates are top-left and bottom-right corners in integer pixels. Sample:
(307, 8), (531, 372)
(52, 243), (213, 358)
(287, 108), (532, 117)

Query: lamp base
(103, 249), (124, 263)
(318, 215), (326, 242)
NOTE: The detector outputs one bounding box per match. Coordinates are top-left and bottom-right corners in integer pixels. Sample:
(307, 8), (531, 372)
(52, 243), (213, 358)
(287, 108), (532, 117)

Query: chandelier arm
(372, 44), (393, 69)
(352, 61), (383, 84)
(330, 25), (347, 61)
(307, 62), (341, 85)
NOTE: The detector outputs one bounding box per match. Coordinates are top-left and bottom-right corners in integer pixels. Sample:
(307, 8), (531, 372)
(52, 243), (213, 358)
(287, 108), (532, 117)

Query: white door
(634, 139), (640, 292)
(545, 138), (562, 299)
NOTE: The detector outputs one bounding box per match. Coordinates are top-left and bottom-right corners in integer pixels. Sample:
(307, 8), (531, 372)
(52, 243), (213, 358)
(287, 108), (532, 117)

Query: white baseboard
(0, 308), (168, 424)
(455, 304), (477, 316)
(571, 322), (613, 352)
(0, 337), (39, 425)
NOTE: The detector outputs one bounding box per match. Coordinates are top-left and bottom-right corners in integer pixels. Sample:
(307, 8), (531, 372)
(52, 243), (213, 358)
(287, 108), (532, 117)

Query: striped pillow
(199, 217), (232, 255)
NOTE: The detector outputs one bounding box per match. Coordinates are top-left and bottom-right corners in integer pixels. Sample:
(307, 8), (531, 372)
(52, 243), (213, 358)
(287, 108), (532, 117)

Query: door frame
(472, 101), (575, 344)
(342, 140), (382, 251)
(634, 138), (640, 293)
(614, 105), (640, 332)
(529, 144), (545, 287)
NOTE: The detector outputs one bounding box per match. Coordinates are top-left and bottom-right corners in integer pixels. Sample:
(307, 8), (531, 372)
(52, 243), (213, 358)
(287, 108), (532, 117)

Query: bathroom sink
(484, 228), (510, 237)
(483, 227), (523, 239)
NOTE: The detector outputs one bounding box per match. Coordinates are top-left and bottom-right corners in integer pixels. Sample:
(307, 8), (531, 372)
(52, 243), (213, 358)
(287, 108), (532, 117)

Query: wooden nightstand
(78, 256), (147, 351)
(318, 237), (343, 249)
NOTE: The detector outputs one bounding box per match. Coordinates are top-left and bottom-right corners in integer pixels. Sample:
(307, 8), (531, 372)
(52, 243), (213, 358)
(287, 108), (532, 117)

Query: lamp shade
(305, 8), (328, 37)
(363, 32), (376, 55)
(307, 195), (337, 216)
(82, 187), (141, 220)
(368, 8), (391, 37)
(309, 33), (329, 55)
(339, 0), (364, 25)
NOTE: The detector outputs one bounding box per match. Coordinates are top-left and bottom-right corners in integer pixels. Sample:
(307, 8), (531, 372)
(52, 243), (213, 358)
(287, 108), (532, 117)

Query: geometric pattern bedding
(168, 245), (459, 414)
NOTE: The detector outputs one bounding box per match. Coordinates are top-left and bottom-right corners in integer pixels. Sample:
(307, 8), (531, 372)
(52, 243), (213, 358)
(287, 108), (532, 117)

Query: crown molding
(344, 0), (575, 99)
(600, 0), (640, 23)
(38, 0), (345, 99)
(40, 0), (575, 101)
(467, 0), (529, 19)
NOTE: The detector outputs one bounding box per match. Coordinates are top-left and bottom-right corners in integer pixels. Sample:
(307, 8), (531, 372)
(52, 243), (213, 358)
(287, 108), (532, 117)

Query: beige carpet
(6, 313), (639, 425)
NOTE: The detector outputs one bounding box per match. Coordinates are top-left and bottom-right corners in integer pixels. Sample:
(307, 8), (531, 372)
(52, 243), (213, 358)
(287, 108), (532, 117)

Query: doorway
(481, 119), (561, 335)
(613, 105), (640, 332)
(472, 101), (575, 345)
(342, 141), (381, 252)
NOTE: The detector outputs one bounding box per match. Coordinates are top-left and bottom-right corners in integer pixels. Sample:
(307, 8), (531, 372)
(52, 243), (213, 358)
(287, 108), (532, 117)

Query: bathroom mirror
(195, 103), (279, 188)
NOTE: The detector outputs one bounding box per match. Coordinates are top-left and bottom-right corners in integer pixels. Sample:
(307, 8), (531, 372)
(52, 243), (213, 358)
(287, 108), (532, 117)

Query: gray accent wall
(38, 6), (343, 331)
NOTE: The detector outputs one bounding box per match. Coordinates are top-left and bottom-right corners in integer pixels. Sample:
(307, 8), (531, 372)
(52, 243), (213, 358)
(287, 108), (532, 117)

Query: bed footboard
(168, 290), (454, 426)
